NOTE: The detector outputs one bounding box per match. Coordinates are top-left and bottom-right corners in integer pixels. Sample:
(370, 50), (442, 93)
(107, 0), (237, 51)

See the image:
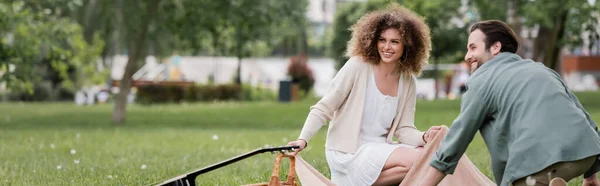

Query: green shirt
(430, 52), (600, 186)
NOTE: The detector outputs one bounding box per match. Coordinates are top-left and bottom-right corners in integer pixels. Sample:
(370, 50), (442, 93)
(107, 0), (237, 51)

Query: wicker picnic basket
(243, 153), (298, 186)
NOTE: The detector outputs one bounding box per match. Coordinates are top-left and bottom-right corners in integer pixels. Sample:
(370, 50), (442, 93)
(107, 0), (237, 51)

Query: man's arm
(421, 86), (491, 185)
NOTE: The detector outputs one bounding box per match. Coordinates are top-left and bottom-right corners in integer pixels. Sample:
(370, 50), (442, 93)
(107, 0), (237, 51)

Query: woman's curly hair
(345, 3), (431, 75)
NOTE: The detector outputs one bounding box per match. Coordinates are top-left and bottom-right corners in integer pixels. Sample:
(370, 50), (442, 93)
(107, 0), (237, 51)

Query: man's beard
(470, 52), (493, 74)
(470, 61), (482, 74)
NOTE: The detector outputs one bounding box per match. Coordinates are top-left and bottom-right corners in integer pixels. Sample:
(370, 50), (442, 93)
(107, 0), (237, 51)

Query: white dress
(325, 73), (416, 186)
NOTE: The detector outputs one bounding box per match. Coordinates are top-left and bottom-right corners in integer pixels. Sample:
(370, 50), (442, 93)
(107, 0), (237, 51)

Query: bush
(287, 54), (315, 97)
(192, 84), (241, 101)
(5, 81), (75, 102)
(136, 83), (279, 104)
(240, 84), (277, 101)
(136, 84), (187, 104)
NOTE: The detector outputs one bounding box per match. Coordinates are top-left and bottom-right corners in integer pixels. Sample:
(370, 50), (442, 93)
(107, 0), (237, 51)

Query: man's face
(464, 29), (494, 73)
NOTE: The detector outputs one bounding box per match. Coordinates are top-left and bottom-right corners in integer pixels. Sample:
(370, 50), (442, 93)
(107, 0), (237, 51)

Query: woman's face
(377, 28), (404, 64)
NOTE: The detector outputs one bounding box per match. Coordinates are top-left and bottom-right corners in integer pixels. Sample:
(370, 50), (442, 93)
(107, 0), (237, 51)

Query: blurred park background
(1, 0), (600, 185)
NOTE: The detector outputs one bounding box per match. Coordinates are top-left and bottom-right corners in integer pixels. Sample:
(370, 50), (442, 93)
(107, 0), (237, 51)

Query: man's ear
(491, 41), (502, 55)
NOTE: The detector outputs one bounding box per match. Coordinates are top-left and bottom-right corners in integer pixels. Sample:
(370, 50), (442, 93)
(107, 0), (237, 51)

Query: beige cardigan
(298, 56), (426, 153)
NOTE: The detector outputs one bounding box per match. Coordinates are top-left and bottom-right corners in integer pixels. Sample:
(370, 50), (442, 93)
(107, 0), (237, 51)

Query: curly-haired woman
(286, 4), (445, 186)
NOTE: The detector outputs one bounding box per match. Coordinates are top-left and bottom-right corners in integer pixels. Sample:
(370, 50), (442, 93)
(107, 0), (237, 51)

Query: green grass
(1, 92), (600, 185)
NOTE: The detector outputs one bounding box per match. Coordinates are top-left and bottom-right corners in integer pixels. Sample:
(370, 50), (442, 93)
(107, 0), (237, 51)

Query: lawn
(1, 92), (600, 185)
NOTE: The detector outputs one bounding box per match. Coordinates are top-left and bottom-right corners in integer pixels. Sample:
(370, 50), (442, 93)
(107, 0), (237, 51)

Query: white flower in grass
(141, 164), (147, 169)
(76, 133), (81, 139)
(282, 137), (288, 142)
(526, 176), (536, 186)
(107, 175), (113, 179)
(70, 149), (76, 155)
(50, 144), (55, 149)
(57, 165), (62, 170)
(212, 134), (219, 140)
(33, 170), (36, 173)
(74, 159), (80, 164)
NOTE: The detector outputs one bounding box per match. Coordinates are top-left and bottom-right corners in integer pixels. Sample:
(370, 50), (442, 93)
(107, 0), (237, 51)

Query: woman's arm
(297, 57), (360, 144)
(394, 74), (426, 146)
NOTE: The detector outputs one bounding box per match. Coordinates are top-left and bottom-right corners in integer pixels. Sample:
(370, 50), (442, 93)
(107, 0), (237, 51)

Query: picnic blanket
(294, 126), (496, 186)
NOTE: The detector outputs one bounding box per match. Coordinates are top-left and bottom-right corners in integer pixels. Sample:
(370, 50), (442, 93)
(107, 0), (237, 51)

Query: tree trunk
(507, 0), (526, 57)
(433, 59), (439, 100)
(112, 0), (161, 125)
(211, 30), (219, 84)
(235, 30), (243, 85)
(299, 27), (308, 55)
(235, 56), (242, 84)
(532, 26), (551, 62)
(543, 11), (568, 71)
(82, 0), (98, 43)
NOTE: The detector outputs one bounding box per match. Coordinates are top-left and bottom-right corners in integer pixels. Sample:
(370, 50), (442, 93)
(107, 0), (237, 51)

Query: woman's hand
(423, 126), (443, 143)
(286, 139), (307, 155)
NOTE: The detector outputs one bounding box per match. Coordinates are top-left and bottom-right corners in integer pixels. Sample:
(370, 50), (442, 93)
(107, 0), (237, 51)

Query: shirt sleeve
(394, 74), (426, 146)
(430, 85), (490, 174)
(298, 57), (358, 143)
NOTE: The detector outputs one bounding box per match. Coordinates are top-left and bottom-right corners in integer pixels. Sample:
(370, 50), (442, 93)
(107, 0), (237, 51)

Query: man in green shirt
(419, 20), (600, 186)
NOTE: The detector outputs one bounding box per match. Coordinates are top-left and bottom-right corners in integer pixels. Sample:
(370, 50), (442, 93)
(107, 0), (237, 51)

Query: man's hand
(286, 139), (307, 155)
(423, 126), (443, 143)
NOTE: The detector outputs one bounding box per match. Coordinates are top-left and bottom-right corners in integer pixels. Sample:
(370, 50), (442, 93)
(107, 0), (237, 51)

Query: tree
(402, 0), (466, 99)
(329, 2), (370, 70)
(110, 0), (308, 123)
(112, 0), (161, 124)
(222, 0), (308, 84)
(4, 0), (310, 123)
(471, 0), (600, 70)
(165, 0), (309, 83)
(523, 0), (600, 70)
(0, 1), (104, 97)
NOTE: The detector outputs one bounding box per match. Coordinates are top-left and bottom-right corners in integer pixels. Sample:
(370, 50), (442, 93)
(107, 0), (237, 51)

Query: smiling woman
(286, 3), (446, 186)
(345, 3), (431, 76)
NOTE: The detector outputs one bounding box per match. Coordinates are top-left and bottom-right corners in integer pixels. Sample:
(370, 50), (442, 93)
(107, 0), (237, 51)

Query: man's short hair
(470, 20), (519, 53)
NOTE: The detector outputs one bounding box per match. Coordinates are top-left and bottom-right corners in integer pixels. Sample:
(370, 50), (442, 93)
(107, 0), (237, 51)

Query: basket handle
(268, 153), (296, 186)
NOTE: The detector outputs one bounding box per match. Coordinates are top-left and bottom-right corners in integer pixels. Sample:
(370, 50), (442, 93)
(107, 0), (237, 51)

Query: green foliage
(516, 0), (600, 50)
(136, 84), (277, 104)
(0, 1), (105, 94)
(404, 0), (467, 63)
(136, 84), (188, 104)
(167, 0), (309, 58)
(287, 55), (315, 96)
(240, 84), (277, 102)
(472, 0), (600, 60)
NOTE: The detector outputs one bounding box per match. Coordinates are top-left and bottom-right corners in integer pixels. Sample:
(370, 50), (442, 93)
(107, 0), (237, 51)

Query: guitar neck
(187, 146), (299, 178)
